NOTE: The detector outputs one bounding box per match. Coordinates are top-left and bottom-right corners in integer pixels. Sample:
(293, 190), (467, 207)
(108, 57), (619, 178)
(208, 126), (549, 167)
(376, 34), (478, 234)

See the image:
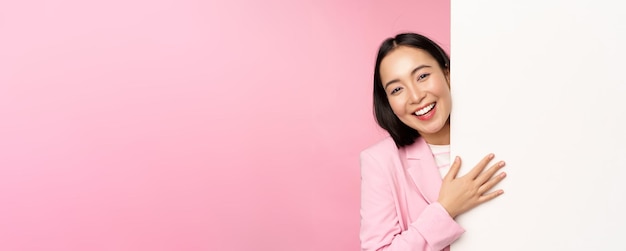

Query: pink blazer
(360, 136), (465, 251)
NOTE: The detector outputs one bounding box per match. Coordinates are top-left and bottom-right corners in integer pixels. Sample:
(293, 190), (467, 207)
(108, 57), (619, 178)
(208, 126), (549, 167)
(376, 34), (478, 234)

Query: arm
(360, 151), (465, 251)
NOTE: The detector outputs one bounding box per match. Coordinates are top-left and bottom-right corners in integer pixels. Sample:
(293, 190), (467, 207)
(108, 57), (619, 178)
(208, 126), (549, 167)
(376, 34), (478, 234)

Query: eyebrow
(384, 65), (432, 89)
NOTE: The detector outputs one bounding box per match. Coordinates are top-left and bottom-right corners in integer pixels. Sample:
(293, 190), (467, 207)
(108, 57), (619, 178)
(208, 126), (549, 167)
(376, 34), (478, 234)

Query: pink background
(0, 0), (448, 250)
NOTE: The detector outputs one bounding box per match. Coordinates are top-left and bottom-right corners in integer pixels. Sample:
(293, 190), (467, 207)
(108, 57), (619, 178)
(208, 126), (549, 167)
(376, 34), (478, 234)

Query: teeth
(415, 103), (435, 116)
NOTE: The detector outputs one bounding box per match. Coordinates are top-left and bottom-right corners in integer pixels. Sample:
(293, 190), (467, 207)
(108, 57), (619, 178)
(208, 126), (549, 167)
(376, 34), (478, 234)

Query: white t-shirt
(428, 144), (451, 179)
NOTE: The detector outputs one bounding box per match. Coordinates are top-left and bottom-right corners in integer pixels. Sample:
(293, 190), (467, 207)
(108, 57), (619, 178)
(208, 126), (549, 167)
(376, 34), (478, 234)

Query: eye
(390, 86), (403, 95)
(417, 73), (430, 81)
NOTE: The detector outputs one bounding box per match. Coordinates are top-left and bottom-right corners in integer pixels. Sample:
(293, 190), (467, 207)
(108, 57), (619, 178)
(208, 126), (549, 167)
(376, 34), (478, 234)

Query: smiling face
(379, 45), (451, 145)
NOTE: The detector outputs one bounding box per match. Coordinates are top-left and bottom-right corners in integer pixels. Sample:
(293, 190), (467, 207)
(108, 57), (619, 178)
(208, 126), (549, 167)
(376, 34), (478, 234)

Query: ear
(444, 67), (450, 87)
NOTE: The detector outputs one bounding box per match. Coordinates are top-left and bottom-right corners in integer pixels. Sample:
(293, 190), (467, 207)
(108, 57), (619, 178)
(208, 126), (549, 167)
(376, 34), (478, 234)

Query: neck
(421, 123), (450, 145)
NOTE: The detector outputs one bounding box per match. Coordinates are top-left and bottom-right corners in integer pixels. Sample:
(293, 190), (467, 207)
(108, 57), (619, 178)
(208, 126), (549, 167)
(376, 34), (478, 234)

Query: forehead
(380, 46), (438, 81)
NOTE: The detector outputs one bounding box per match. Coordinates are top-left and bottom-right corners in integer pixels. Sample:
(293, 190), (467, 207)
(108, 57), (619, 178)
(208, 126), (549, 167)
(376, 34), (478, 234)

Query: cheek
(438, 87), (451, 101)
(387, 97), (407, 116)
(437, 87), (453, 113)
(433, 81), (452, 100)
(443, 87), (452, 102)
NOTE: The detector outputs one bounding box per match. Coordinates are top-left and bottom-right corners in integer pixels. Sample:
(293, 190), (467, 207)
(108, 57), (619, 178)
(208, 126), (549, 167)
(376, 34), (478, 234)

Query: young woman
(360, 33), (507, 251)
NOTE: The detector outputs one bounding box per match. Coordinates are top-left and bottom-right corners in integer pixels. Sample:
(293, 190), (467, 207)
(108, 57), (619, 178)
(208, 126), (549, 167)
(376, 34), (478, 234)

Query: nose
(407, 85), (424, 104)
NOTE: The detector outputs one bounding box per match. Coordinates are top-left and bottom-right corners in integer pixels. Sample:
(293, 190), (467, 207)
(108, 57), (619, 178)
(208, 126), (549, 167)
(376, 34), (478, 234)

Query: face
(379, 46), (451, 145)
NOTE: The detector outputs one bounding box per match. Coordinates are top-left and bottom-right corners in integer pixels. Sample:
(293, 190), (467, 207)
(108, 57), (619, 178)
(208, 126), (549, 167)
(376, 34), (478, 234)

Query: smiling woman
(380, 45), (452, 146)
(360, 33), (508, 251)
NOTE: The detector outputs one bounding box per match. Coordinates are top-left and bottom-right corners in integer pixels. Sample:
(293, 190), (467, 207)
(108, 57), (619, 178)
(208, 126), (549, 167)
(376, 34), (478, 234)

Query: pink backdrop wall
(0, 0), (449, 250)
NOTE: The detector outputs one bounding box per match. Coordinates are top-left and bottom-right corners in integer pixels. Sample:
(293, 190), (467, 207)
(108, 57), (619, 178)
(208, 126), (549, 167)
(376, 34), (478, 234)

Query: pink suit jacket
(360, 136), (465, 251)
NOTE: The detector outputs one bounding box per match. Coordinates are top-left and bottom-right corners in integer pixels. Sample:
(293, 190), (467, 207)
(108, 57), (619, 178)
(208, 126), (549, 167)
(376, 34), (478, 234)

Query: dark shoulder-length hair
(373, 33), (450, 148)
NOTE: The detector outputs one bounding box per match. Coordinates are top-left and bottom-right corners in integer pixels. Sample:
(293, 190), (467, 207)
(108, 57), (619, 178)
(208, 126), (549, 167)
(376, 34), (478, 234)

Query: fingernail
(500, 161), (506, 167)
(501, 172), (507, 178)
(489, 153), (495, 158)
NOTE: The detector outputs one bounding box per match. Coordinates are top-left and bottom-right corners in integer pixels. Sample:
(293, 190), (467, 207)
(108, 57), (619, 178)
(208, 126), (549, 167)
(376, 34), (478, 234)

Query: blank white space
(451, 1), (626, 250)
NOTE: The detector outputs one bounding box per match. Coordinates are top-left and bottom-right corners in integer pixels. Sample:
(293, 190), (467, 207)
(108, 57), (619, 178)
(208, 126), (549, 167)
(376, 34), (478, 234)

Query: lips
(414, 103), (435, 116)
(414, 102), (436, 121)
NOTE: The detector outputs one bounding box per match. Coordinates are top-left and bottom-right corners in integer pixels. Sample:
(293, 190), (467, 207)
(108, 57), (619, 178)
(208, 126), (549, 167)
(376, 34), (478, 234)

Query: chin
(416, 121), (446, 135)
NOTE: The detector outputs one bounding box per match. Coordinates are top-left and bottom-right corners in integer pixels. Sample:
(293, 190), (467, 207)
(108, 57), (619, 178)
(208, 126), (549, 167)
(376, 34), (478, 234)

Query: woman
(360, 33), (507, 251)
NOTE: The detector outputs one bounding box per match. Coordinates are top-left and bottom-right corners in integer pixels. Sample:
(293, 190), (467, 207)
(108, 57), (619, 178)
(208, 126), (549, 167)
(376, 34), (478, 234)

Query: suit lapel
(403, 137), (442, 204)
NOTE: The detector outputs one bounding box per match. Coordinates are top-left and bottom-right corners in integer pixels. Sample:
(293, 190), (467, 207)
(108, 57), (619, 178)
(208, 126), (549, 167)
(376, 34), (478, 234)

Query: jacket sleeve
(360, 151), (465, 251)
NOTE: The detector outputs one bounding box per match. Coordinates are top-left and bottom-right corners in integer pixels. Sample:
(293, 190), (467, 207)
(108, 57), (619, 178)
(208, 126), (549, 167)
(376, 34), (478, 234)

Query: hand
(437, 154), (506, 218)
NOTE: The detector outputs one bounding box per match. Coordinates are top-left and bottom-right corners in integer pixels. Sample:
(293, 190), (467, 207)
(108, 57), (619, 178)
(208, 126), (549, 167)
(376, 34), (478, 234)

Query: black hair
(373, 33), (450, 147)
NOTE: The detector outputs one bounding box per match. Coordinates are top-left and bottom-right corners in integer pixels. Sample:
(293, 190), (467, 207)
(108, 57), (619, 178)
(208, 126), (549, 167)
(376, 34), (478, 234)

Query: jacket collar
(403, 137), (443, 204)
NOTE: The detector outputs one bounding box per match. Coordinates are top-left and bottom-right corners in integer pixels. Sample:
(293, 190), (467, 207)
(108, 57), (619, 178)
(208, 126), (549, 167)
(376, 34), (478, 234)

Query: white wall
(451, 1), (626, 250)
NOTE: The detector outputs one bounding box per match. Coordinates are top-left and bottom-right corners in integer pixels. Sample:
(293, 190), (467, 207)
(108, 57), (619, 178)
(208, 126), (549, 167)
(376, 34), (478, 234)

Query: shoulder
(361, 137), (398, 156)
(360, 137), (401, 167)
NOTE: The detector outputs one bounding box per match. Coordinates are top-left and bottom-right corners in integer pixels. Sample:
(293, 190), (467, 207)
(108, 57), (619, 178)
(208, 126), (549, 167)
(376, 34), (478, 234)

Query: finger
(478, 172), (507, 194)
(466, 153), (495, 179)
(477, 189), (504, 204)
(476, 161), (505, 184)
(444, 156), (461, 181)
